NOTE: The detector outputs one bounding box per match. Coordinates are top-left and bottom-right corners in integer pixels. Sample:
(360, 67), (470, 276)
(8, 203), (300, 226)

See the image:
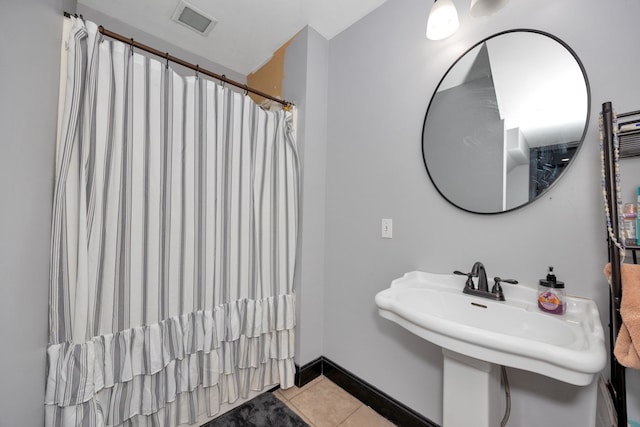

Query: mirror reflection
(422, 30), (589, 214)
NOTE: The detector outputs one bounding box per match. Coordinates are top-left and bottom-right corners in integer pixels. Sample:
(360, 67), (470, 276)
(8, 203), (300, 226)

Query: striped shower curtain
(45, 17), (299, 427)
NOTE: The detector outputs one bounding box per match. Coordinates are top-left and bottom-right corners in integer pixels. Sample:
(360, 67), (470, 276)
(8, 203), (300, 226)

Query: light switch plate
(381, 218), (393, 238)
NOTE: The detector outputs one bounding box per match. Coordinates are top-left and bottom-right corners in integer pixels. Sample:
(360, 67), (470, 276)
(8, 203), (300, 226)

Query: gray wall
(0, 0), (62, 425)
(321, 0), (640, 425)
(283, 27), (329, 365)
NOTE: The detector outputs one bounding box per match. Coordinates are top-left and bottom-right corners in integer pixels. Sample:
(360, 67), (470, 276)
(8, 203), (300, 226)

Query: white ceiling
(78, 0), (388, 75)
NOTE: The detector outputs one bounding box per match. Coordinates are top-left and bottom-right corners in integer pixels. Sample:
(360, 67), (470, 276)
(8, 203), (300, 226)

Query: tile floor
(274, 375), (396, 427)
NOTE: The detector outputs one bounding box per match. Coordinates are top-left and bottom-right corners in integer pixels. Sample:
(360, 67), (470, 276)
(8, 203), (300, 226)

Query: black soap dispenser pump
(537, 266), (566, 315)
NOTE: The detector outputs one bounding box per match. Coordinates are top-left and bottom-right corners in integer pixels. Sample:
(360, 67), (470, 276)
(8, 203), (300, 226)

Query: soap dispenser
(537, 266), (566, 315)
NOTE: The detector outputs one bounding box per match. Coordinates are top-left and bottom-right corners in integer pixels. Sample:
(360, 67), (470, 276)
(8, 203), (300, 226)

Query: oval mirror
(422, 30), (590, 214)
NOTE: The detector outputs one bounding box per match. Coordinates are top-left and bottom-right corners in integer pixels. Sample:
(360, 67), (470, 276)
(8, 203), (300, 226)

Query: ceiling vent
(171, 1), (217, 36)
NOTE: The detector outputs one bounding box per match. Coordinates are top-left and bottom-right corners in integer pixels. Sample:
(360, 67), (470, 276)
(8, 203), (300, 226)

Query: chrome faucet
(454, 262), (518, 301)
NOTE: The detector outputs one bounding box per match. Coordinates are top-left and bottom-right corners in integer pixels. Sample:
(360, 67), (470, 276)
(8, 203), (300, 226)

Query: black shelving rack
(601, 101), (640, 427)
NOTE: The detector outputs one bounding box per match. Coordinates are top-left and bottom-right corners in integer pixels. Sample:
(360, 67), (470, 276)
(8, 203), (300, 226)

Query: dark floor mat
(202, 392), (309, 427)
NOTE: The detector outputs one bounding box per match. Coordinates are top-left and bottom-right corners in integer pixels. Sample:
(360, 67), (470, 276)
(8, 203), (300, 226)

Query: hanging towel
(604, 263), (640, 369)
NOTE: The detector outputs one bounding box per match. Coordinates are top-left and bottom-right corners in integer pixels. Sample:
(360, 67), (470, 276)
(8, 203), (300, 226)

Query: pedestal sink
(375, 271), (606, 426)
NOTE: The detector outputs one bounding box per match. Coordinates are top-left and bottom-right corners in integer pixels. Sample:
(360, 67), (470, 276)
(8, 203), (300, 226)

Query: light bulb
(426, 0), (460, 41)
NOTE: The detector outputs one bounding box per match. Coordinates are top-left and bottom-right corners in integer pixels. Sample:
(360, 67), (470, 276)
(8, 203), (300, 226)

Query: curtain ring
(129, 38), (135, 55)
(244, 84), (249, 96)
(165, 52), (170, 69)
(220, 74), (226, 88)
(195, 64), (199, 79)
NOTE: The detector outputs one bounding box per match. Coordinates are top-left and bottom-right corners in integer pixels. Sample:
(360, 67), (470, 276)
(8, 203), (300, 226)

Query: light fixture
(426, 0), (460, 41)
(469, 0), (510, 17)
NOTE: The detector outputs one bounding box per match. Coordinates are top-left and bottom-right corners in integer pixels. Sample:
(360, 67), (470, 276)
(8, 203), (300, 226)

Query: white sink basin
(375, 271), (606, 386)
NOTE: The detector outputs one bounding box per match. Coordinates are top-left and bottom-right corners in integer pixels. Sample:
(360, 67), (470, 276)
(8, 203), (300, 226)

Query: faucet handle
(494, 277), (518, 285)
(491, 277), (518, 300)
(454, 270), (475, 290)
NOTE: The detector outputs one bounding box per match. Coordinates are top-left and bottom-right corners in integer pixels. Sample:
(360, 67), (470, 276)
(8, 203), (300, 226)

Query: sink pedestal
(443, 349), (501, 427)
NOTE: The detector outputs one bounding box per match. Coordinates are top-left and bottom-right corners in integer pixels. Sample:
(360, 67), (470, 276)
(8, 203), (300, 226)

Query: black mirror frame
(421, 29), (591, 215)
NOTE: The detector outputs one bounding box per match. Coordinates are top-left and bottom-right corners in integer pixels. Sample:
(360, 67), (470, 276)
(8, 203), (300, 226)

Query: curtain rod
(63, 12), (292, 109)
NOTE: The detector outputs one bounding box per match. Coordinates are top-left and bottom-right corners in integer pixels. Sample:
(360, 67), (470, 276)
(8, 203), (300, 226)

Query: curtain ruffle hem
(45, 294), (295, 426)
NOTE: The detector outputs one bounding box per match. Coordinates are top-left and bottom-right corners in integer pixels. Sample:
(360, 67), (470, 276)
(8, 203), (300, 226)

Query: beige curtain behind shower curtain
(45, 17), (299, 427)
